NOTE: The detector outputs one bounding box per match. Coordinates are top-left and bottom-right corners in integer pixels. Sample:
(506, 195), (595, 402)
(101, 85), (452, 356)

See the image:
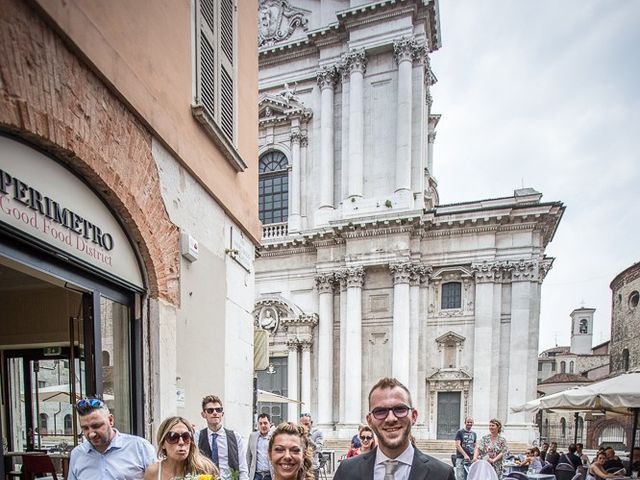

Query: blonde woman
(268, 422), (314, 480)
(144, 416), (219, 480)
(472, 419), (508, 480)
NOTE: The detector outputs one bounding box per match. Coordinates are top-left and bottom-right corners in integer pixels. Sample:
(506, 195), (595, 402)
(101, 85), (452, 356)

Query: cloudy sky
(430, 1), (640, 352)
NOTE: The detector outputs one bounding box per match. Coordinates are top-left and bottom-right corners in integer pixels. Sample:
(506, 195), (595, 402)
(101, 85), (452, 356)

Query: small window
(38, 413), (48, 434)
(560, 417), (567, 437)
(622, 348), (630, 371)
(560, 361), (566, 373)
(441, 282), (462, 309)
(629, 291), (639, 308)
(538, 362), (543, 372)
(102, 350), (111, 367)
(259, 151), (289, 224)
(569, 360), (574, 373)
(551, 362), (556, 371)
(64, 414), (73, 435)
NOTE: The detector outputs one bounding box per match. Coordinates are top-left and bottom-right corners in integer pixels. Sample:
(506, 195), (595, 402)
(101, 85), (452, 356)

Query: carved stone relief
(258, 0), (309, 47)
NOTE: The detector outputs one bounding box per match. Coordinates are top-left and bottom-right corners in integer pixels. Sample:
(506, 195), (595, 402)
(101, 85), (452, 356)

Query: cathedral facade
(254, 0), (564, 442)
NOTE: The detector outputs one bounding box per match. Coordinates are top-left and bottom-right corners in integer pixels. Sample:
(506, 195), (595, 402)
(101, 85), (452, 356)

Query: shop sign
(0, 136), (143, 288)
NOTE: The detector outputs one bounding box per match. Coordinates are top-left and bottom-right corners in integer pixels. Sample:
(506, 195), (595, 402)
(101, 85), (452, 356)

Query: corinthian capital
(410, 263), (432, 286)
(344, 49), (367, 75)
(315, 272), (335, 294)
(389, 262), (412, 284)
(290, 131), (302, 144)
(393, 37), (415, 64)
(471, 261), (507, 283)
(345, 266), (365, 288)
(316, 67), (338, 90)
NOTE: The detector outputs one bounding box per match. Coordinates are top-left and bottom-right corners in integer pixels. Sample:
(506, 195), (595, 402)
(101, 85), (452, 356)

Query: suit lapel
(407, 448), (430, 480)
(361, 449), (377, 479)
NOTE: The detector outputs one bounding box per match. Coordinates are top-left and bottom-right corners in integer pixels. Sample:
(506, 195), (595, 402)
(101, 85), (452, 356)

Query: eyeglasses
(299, 413), (311, 418)
(165, 431), (193, 444)
(204, 407), (224, 414)
(369, 405), (413, 420)
(359, 435), (373, 441)
(76, 398), (105, 415)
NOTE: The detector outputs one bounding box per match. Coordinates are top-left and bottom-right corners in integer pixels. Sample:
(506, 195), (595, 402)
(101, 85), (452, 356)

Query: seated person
(602, 447), (624, 471)
(520, 447), (542, 473)
(563, 444), (582, 469)
(545, 442), (560, 467)
(589, 452), (624, 480)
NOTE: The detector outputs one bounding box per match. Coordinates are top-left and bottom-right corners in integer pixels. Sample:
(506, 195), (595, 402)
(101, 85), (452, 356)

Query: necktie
(211, 432), (219, 467)
(384, 460), (399, 480)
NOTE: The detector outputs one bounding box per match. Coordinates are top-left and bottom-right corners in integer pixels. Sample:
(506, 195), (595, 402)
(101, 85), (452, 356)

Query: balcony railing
(262, 222), (288, 241)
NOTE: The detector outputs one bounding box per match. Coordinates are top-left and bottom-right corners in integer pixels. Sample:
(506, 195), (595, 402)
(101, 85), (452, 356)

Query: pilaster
(315, 272), (335, 426)
(345, 49), (367, 200)
(344, 266), (365, 424)
(389, 261), (412, 384)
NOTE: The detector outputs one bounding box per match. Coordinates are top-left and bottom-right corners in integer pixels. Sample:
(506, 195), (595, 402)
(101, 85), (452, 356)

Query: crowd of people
(65, 383), (640, 480)
(451, 419), (640, 480)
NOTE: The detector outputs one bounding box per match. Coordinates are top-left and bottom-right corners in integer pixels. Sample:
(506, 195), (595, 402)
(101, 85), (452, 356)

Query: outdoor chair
(317, 452), (329, 480)
(21, 454), (58, 480)
(504, 471), (528, 480)
(570, 473), (582, 480)
(539, 463), (555, 475)
(556, 463), (576, 480)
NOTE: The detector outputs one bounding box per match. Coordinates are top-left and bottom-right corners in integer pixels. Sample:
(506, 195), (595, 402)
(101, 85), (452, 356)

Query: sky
(429, 1), (640, 352)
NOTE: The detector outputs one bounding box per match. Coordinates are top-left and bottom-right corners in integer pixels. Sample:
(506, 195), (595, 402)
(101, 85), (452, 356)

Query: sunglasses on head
(359, 435), (373, 441)
(369, 405), (412, 420)
(75, 398), (105, 415)
(165, 431), (193, 444)
(204, 407), (224, 414)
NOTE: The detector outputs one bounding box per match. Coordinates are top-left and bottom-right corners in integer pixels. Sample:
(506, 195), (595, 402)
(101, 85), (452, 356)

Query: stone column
(470, 262), (504, 424)
(344, 266), (365, 424)
(427, 121), (437, 176)
(300, 341), (312, 413)
(390, 262), (412, 385)
(337, 270), (348, 424)
(346, 50), (367, 200)
(315, 273), (334, 427)
(300, 134), (308, 226)
(393, 38), (414, 195)
(317, 68), (337, 211)
(408, 264), (427, 401)
(287, 340), (299, 421)
(289, 131), (302, 231)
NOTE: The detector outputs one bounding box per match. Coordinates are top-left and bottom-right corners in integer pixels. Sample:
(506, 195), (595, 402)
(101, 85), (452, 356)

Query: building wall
(610, 262), (640, 374)
(1, 0), (257, 439)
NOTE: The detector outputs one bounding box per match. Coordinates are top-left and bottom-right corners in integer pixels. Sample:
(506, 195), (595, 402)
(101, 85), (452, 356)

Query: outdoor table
(526, 474), (555, 480)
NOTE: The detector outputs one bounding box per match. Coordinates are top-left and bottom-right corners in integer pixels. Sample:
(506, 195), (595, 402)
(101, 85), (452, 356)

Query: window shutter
(219, 0), (234, 141)
(200, 0), (217, 117)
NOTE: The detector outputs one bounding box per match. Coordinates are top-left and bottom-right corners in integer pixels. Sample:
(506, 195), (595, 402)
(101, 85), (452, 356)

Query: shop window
(441, 282), (462, 309)
(259, 151), (289, 224)
(560, 361), (566, 373)
(64, 414), (73, 435)
(193, 0), (243, 170)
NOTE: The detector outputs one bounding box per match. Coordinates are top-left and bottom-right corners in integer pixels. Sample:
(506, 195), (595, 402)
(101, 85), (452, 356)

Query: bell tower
(570, 307), (595, 354)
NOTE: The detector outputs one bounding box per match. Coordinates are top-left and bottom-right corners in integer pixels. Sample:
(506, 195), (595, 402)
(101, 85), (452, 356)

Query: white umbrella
(28, 384), (114, 403)
(257, 389), (302, 404)
(510, 387), (582, 414)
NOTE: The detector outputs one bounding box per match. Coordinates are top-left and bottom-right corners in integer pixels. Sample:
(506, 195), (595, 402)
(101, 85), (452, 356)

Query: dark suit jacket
(333, 446), (455, 480)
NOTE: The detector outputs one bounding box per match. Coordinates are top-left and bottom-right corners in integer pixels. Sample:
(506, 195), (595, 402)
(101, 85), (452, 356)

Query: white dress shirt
(374, 443), (415, 480)
(207, 427), (249, 480)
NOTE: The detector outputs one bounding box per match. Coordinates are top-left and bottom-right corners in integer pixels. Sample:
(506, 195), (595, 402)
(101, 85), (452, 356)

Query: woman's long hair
(268, 422), (314, 480)
(156, 416), (219, 477)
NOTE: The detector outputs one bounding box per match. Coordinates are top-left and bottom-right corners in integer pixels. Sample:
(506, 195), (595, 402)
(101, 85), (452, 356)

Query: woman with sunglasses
(144, 416), (219, 480)
(358, 426), (376, 454)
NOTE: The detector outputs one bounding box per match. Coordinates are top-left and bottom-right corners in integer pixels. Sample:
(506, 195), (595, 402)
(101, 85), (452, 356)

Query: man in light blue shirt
(68, 398), (156, 480)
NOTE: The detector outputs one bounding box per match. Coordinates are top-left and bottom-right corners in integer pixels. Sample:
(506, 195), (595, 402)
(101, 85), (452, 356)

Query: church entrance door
(437, 391), (461, 440)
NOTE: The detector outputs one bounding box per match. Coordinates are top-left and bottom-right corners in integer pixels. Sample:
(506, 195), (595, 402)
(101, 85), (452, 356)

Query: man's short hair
(201, 395), (223, 411)
(568, 444), (576, 453)
(258, 413), (271, 422)
(576, 443), (583, 449)
(367, 377), (412, 408)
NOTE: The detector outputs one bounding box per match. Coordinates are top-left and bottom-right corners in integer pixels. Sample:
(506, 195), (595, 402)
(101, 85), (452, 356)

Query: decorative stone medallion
(258, 0), (309, 47)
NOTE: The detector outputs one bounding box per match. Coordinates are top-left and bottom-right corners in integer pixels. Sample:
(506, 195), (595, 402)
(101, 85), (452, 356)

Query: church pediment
(428, 368), (473, 382)
(258, 93), (312, 125)
(435, 331), (466, 345)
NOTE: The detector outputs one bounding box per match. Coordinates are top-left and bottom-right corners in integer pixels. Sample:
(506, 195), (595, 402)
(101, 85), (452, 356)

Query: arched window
(560, 361), (566, 373)
(569, 360), (574, 373)
(259, 151), (289, 224)
(622, 349), (630, 372)
(64, 414), (73, 435)
(441, 282), (462, 309)
(576, 416), (584, 442)
(560, 417), (567, 438)
(38, 413), (49, 434)
(102, 350), (111, 367)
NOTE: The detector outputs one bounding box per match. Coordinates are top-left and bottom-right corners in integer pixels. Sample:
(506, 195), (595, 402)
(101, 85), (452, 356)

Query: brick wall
(0, 0), (179, 304)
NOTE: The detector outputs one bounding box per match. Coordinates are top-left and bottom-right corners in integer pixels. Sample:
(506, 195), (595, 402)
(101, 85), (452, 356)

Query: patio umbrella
(510, 387), (582, 414)
(257, 389), (302, 404)
(538, 369), (640, 475)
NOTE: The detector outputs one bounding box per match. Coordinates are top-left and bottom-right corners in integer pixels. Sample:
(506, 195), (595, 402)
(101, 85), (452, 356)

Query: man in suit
(198, 394), (249, 480)
(247, 413), (273, 480)
(333, 377), (455, 480)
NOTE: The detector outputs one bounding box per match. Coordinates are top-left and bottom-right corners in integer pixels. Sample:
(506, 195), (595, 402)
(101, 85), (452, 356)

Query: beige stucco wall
(34, 0), (260, 243)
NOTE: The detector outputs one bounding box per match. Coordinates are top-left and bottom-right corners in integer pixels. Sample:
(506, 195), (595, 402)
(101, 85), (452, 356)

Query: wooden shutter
(219, 0), (234, 141)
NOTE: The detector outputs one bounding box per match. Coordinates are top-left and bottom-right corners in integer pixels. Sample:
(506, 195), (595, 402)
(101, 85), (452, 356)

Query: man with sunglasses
(68, 398), (156, 480)
(198, 395), (249, 480)
(333, 377), (454, 480)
